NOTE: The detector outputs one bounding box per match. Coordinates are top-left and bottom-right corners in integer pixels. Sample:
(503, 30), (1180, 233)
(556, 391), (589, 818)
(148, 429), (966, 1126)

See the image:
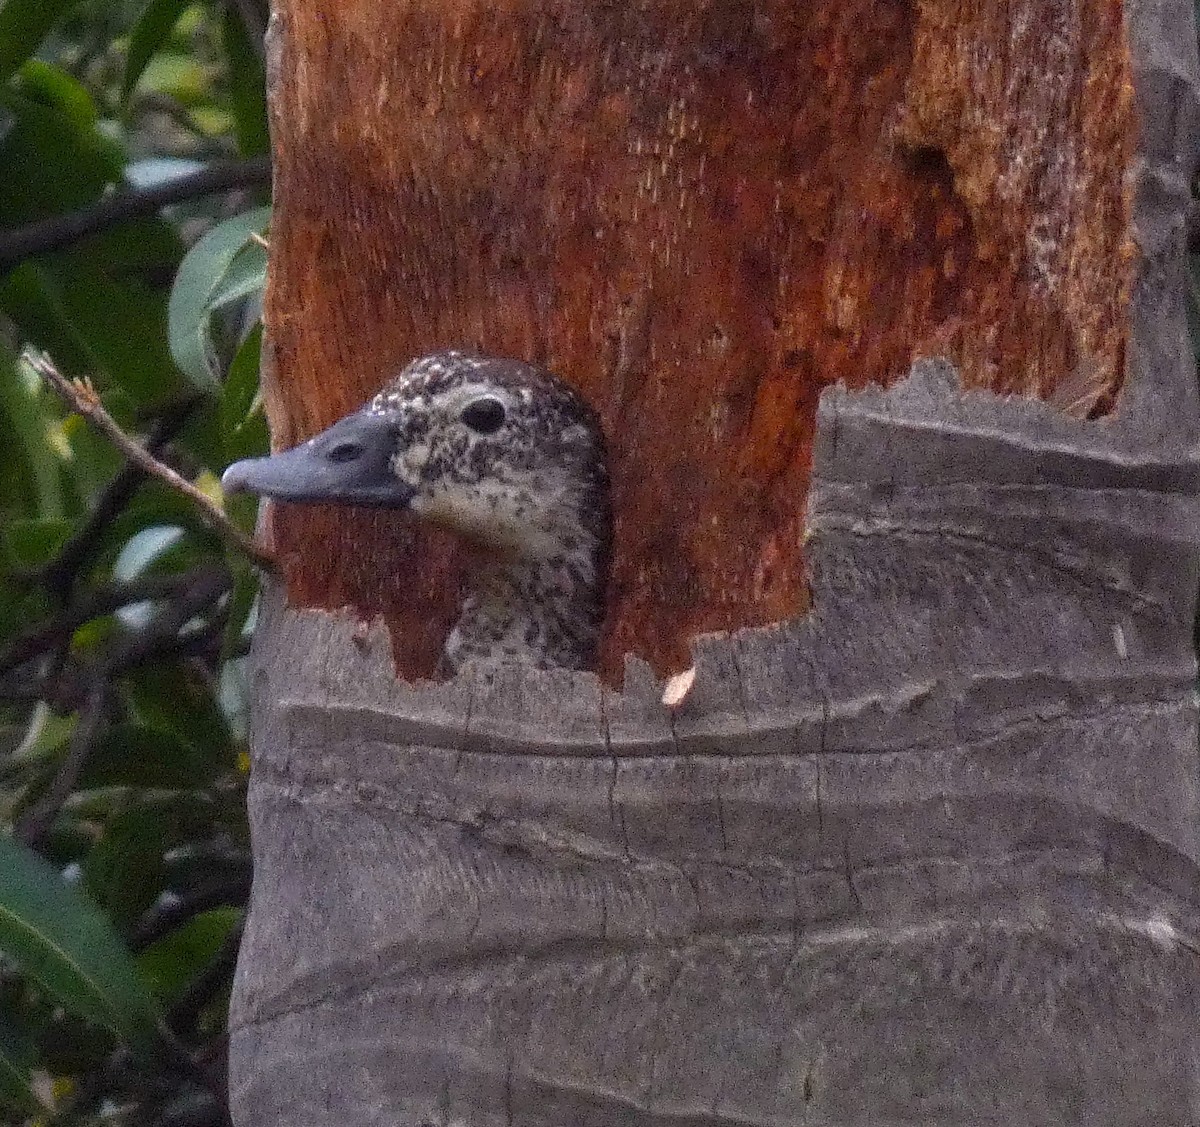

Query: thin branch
(14, 683), (108, 847)
(105, 614), (227, 675)
(39, 394), (202, 598)
(0, 568), (225, 676)
(23, 350), (278, 573)
(102, 569), (233, 673)
(132, 93), (228, 144)
(11, 570), (231, 839)
(0, 157), (271, 270)
(133, 880), (252, 951)
(168, 919), (245, 1037)
(0, 570), (231, 707)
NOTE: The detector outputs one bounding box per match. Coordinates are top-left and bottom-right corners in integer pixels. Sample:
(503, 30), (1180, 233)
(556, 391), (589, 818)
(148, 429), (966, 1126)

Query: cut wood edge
(251, 347), (1200, 771)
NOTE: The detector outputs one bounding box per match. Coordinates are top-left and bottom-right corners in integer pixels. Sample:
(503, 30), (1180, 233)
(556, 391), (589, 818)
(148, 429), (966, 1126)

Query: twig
(0, 569), (224, 676)
(0, 570), (231, 708)
(39, 394), (202, 598)
(102, 569), (233, 673)
(168, 919), (245, 1037)
(23, 351), (277, 573)
(0, 577), (230, 706)
(14, 683), (108, 846)
(11, 569), (231, 840)
(0, 157), (271, 270)
(132, 880), (252, 951)
(133, 93), (226, 142)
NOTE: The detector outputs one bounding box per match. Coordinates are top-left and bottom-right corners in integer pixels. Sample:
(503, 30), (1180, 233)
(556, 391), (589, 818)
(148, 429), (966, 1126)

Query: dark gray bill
(221, 409), (415, 508)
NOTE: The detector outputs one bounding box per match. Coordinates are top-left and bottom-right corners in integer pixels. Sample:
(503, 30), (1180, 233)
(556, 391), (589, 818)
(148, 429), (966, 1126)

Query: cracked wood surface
(231, 346), (1200, 1123)
(230, 0), (1200, 1123)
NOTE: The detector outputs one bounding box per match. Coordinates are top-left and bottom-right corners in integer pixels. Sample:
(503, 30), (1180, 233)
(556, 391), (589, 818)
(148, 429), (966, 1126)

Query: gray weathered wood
(230, 0), (1200, 1123)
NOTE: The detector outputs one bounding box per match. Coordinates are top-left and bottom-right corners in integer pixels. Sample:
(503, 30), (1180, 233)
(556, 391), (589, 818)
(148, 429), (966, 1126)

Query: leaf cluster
(0, 2), (270, 1124)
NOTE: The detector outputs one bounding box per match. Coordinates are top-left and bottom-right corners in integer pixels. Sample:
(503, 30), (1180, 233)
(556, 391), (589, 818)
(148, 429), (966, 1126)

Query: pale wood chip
(661, 665), (696, 709)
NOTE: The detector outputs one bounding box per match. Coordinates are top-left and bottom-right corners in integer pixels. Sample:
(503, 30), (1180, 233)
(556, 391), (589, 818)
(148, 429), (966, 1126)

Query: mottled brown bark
(260, 0), (1136, 681)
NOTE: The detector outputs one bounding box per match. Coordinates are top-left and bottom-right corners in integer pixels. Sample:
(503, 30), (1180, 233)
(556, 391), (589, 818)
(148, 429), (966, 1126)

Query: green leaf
(0, 76), (183, 409)
(1, 519), (71, 569)
(221, 563), (260, 662)
(221, 323), (262, 428)
(37, 818), (93, 872)
(0, 0), (80, 85)
(0, 72), (121, 225)
(2, 260), (182, 412)
(0, 703), (73, 776)
(221, 322), (267, 465)
(84, 495), (235, 580)
(88, 489), (202, 570)
(83, 804), (170, 932)
(138, 907), (240, 1004)
(0, 339), (64, 520)
(221, 3), (268, 156)
(167, 206), (270, 390)
(79, 723), (219, 790)
(0, 835), (162, 1054)
(137, 48), (211, 106)
(121, 0), (190, 102)
(12, 59), (97, 130)
(60, 402), (126, 500)
(0, 1010), (43, 1115)
(208, 238), (267, 314)
(171, 392), (224, 470)
(125, 663), (234, 766)
(0, 586), (49, 666)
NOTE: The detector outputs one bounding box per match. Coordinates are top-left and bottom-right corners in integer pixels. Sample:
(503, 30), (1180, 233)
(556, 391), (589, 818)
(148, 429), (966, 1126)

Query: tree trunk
(230, 1), (1200, 1124)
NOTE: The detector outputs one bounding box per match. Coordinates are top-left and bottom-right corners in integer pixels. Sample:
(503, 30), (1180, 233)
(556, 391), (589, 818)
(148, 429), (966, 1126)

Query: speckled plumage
(222, 350), (612, 673)
(370, 351), (611, 674)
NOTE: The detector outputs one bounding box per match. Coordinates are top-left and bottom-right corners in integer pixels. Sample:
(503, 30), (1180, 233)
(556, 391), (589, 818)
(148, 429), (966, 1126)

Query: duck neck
(443, 547), (605, 674)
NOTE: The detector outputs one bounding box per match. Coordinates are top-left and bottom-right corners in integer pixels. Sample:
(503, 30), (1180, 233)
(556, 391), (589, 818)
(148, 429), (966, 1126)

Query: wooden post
(230, 1), (1200, 1123)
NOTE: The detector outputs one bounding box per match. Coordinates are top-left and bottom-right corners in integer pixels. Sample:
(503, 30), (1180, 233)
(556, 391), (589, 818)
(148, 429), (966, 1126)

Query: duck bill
(221, 409), (416, 509)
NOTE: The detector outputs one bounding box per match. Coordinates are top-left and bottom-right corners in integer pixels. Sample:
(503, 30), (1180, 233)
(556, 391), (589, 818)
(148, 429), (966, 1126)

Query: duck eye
(460, 397), (506, 435)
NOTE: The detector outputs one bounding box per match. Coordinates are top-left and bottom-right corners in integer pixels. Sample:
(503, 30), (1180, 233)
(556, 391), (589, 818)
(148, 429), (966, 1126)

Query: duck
(221, 351), (612, 674)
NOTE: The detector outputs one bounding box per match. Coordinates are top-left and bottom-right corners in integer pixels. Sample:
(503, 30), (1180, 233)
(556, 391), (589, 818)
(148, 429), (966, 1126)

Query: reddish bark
(261, 0), (1135, 681)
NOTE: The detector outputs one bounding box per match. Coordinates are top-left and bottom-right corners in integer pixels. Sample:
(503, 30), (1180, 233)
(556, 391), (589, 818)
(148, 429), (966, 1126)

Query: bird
(221, 350), (612, 675)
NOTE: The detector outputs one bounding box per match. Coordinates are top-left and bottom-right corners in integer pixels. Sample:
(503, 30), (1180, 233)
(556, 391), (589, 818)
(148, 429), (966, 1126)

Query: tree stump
(230, 0), (1200, 1123)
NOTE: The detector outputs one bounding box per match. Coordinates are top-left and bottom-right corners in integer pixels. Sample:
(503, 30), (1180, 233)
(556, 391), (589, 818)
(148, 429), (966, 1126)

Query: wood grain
(231, 1), (1200, 1119)
(260, 0), (1136, 680)
(230, 352), (1200, 1123)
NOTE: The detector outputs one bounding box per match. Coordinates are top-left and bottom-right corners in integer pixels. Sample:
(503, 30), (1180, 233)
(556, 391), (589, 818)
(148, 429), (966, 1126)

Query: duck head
(222, 350), (610, 574)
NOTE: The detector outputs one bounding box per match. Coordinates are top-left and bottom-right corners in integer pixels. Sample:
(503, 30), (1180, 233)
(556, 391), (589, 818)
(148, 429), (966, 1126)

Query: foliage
(0, 1), (270, 1123)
